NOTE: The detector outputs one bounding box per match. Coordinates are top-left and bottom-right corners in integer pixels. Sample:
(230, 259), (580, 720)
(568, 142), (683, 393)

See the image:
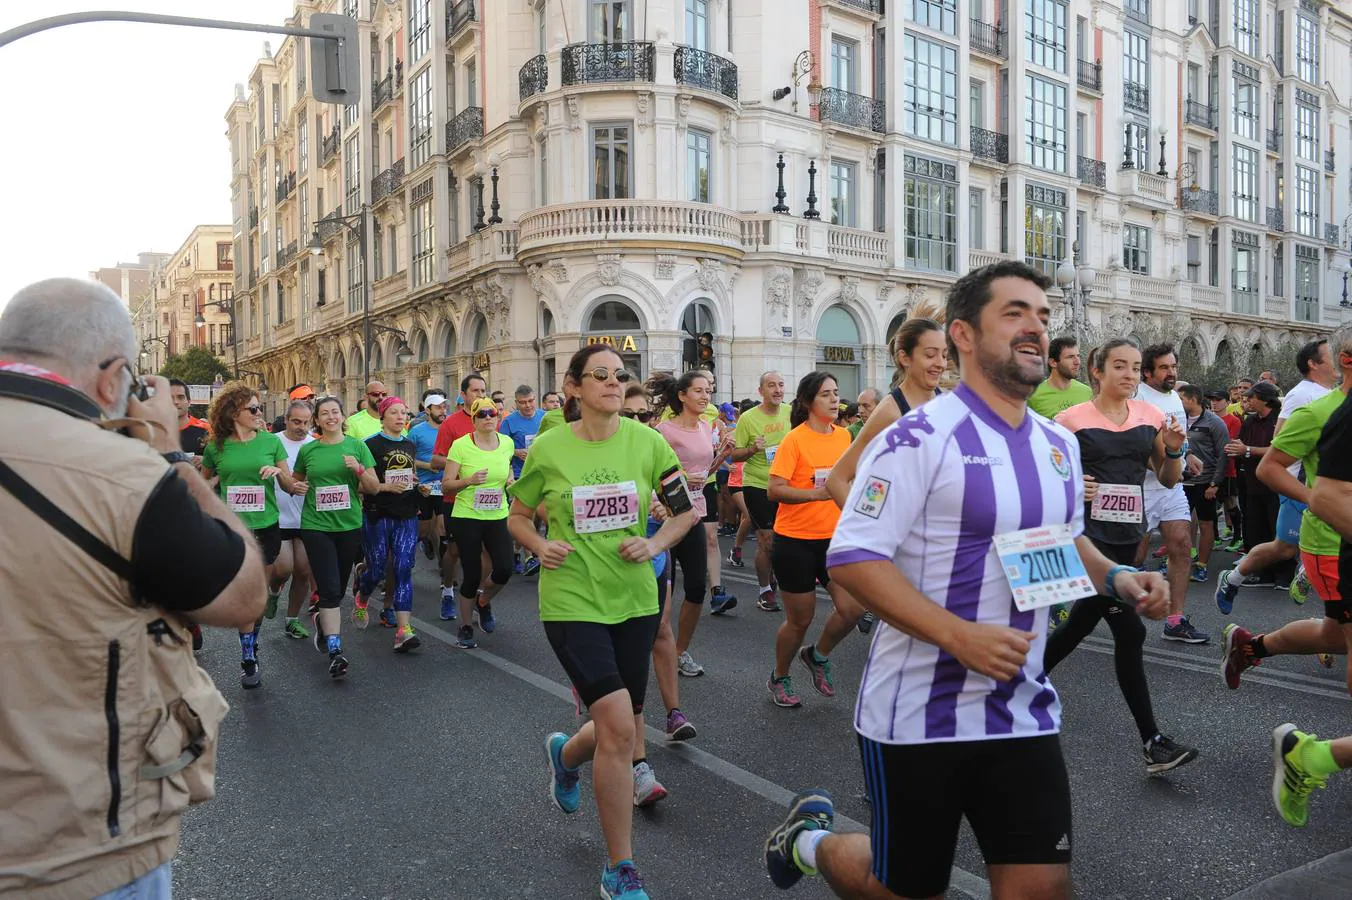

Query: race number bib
(764, 444), (779, 463)
(385, 467), (416, 488)
(428, 479), (443, 497)
(572, 481), (640, 534)
(226, 485), (266, 513)
(524, 433), (537, 449)
(315, 484), (351, 512)
(1091, 483), (1144, 523)
(813, 468), (832, 490)
(995, 524), (1096, 613)
(473, 488), (504, 512)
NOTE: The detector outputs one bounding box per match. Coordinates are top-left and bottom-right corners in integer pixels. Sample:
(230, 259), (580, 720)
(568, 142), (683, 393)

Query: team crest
(854, 476), (891, 519)
(1048, 445), (1071, 480)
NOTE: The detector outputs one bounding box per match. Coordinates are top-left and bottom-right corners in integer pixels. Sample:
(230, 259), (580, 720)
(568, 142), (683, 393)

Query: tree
(159, 347), (232, 386)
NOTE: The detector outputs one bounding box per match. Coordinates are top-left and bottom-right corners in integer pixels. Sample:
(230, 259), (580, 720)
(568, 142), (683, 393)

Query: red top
(1221, 413), (1242, 477)
(433, 409), (475, 504)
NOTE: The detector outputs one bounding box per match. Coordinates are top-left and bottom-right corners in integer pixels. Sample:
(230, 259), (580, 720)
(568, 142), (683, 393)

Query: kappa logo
(961, 454), (1004, 467)
(854, 476), (891, 519)
(1048, 445), (1072, 480)
(878, 410), (935, 456)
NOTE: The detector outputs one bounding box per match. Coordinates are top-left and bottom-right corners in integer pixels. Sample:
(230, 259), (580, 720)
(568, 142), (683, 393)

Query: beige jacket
(0, 389), (228, 900)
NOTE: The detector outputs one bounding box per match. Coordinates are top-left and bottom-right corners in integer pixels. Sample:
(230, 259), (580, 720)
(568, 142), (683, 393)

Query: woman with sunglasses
(443, 397), (517, 649)
(294, 396), (380, 678)
(510, 346), (693, 900)
(202, 382), (306, 690)
(353, 396), (423, 652)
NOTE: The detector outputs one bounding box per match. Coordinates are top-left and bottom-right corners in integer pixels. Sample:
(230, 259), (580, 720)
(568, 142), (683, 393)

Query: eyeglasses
(244, 405), (263, 415)
(98, 356), (147, 399)
(474, 409), (498, 419)
(368, 392), (388, 400)
(584, 367), (634, 384)
(619, 409), (653, 422)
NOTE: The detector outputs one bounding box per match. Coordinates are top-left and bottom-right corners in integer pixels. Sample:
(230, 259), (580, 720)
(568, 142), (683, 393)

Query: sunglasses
(584, 367), (634, 384)
(474, 408), (498, 419)
(244, 405), (263, 415)
(368, 392), (388, 400)
(620, 410), (653, 422)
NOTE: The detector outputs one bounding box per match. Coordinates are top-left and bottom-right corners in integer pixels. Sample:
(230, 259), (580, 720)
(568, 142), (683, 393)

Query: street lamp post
(1055, 242), (1096, 354)
(310, 204), (372, 384)
(195, 299), (240, 377)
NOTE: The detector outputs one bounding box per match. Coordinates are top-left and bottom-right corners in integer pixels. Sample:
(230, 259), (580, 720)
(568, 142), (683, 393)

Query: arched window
(816, 306), (863, 400)
(471, 315), (489, 350)
(541, 305), (554, 337)
(369, 343), (384, 373)
(587, 298), (642, 331)
(412, 330), (430, 363)
(441, 324), (457, 359)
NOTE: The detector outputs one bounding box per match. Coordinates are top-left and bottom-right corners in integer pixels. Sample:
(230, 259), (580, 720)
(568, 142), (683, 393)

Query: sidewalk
(1226, 848), (1352, 899)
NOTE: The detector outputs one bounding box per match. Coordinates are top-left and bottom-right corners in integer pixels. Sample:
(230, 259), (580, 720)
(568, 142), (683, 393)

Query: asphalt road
(172, 537), (1351, 900)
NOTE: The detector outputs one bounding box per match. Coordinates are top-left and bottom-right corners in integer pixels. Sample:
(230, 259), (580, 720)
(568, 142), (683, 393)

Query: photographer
(0, 278), (266, 900)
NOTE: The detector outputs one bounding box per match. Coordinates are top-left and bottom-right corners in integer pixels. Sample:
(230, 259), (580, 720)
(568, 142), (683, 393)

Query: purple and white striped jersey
(827, 383), (1085, 745)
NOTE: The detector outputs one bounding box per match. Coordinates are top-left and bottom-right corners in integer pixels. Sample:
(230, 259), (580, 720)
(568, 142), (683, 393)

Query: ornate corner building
(226, 0), (1352, 414)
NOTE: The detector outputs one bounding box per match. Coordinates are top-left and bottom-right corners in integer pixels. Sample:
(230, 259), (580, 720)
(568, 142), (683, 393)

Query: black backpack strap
(0, 458), (136, 582)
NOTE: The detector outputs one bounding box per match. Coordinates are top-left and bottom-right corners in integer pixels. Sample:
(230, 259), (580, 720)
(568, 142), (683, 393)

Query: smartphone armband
(658, 466), (693, 515)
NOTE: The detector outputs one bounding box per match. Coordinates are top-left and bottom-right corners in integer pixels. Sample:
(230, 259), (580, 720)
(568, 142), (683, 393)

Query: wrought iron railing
(278, 240), (299, 268)
(970, 19), (1007, 57)
(316, 208), (345, 242)
(1266, 128), (1280, 152)
(674, 46), (738, 101)
(447, 0), (476, 38)
(1076, 156), (1106, 188)
(446, 106), (483, 153)
(519, 53), (548, 102)
(1326, 223), (1341, 245)
(372, 64), (401, 109)
(818, 87), (883, 133)
(561, 41), (656, 85)
(1123, 82), (1149, 113)
(372, 158), (405, 204)
(832, 0), (880, 11)
(1076, 59), (1101, 91)
(320, 126), (341, 165)
(971, 126), (1008, 164)
(1180, 188), (1219, 215)
(1185, 99), (1214, 128)
(1266, 205), (1284, 231)
(274, 170), (296, 203)
(1326, 149), (1336, 173)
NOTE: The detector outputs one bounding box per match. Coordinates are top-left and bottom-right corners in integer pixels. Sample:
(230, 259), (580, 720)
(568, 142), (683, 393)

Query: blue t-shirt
(500, 409), (545, 477)
(408, 420), (441, 486)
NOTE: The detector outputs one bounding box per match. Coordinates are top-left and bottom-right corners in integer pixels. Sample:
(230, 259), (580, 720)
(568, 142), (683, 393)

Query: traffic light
(308, 13), (360, 106)
(697, 332), (715, 370)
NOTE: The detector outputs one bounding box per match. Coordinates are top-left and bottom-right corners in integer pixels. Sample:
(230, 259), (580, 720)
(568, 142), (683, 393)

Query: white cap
(424, 394), (448, 407)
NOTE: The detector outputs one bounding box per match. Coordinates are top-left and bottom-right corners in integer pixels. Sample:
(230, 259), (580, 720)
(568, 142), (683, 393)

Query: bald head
(364, 380), (388, 408)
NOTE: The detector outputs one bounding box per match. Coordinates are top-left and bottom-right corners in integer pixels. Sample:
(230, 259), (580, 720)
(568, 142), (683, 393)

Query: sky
(0, 1), (295, 307)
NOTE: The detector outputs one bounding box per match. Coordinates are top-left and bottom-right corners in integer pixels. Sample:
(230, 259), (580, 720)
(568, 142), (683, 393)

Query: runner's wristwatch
(162, 451), (194, 466)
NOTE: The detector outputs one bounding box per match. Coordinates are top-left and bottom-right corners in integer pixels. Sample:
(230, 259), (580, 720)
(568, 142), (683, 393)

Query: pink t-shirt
(657, 417), (715, 518)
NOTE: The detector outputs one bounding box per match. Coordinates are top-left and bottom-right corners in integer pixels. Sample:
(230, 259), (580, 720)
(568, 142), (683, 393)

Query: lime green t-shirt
(733, 404), (792, 489)
(345, 409), (382, 441)
(847, 419), (865, 441)
(509, 418), (681, 624)
(448, 432), (515, 521)
(1270, 388), (1349, 557)
(1028, 378), (1093, 420)
(201, 431), (286, 530)
(537, 407), (566, 436)
(293, 436), (376, 532)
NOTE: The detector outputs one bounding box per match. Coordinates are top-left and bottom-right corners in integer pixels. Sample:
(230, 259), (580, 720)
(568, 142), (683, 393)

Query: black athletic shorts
(859, 733), (1072, 898)
(277, 527), (301, 541)
(418, 492), (441, 521)
(543, 615), (660, 713)
(716, 468), (730, 486)
(701, 482), (720, 524)
(742, 486), (778, 531)
(253, 524), (282, 567)
(1183, 483), (1219, 522)
(772, 534), (830, 594)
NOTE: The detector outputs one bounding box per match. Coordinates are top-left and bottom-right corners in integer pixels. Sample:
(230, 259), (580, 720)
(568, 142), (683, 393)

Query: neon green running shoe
(1271, 724), (1329, 827)
(284, 618), (311, 640)
(264, 591), (280, 619)
(1289, 565), (1311, 605)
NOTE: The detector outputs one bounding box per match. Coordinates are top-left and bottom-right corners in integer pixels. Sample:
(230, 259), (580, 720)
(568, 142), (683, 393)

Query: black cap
(1204, 389), (1228, 401)
(1245, 381), (1280, 402)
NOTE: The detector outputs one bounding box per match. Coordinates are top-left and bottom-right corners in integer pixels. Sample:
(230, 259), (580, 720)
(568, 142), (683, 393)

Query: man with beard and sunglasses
(346, 381), (388, 441)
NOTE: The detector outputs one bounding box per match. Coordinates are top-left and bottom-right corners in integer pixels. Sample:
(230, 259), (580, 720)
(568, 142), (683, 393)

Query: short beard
(978, 342), (1044, 402)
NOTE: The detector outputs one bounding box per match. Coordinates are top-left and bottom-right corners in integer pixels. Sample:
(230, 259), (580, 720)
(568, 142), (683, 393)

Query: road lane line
(411, 616), (992, 900)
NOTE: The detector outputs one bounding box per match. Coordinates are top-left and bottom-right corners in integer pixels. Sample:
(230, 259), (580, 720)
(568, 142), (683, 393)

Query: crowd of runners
(179, 260), (1352, 900)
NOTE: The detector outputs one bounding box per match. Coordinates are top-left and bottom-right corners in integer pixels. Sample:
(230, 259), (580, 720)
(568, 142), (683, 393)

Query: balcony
(827, 225), (890, 266)
(274, 170), (296, 204)
(446, 106), (483, 154)
(519, 53), (548, 102)
(1184, 99), (1215, 129)
(1326, 223), (1341, 245)
(1326, 149), (1336, 174)
(1267, 205), (1285, 231)
(371, 158), (405, 205)
(278, 240), (299, 268)
(970, 19), (1007, 58)
(1266, 129), (1280, 153)
(970, 126), (1008, 164)
(674, 46), (738, 101)
(818, 87), (883, 134)
(1123, 82), (1149, 113)
(561, 41), (656, 86)
(517, 200), (743, 257)
(1076, 156), (1106, 189)
(320, 125), (341, 166)
(1117, 168), (1171, 206)
(829, 0), (880, 12)
(1180, 187), (1219, 217)
(1076, 59), (1101, 92)
(372, 61), (403, 110)
(446, 0), (476, 40)
(316, 207), (345, 243)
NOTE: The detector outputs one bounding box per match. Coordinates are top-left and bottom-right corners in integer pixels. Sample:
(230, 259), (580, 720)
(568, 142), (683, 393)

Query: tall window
(831, 38), (857, 92)
(1024, 184), (1067, 277)
(1294, 166), (1319, 237)
(1124, 0), (1149, 18)
(409, 0), (430, 61)
(1123, 30), (1149, 111)
(829, 160), (857, 228)
(1123, 224), (1150, 274)
(1232, 145), (1258, 221)
(346, 236), (363, 314)
(411, 196), (434, 287)
(409, 66), (433, 168)
(970, 80), (984, 127)
(686, 0), (709, 50)
(1295, 99), (1319, 162)
(1295, 245), (1319, 323)
(299, 192), (309, 238)
(1233, 0), (1259, 57)
(907, 0), (956, 34)
(592, 125), (632, 199)
(1025, 0), (1067, 73)
(969, 188), (984, 250)
(1232, 69), (1257, 140)
(1125, 120), (1150, 171)
(1296, 14), (1319, 84)
(299, 264), (309, 326)
(343, 135), (361, 213)
(590, 0), (632, 41)
(904, 34), (958, 144)
(1025, 75), (1067, 172)
(903, 156), (957, 272)
(687, 129), (711, 202)
(1232, 235), (1258, 314)
(298, 119), (309, 173)
(538, 135), (549, 206)
(465, 59), (478, 108)
(272, 85), (280, 136)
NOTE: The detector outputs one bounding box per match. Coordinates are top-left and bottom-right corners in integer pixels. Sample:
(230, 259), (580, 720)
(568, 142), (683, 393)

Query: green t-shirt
(201, 431), (286, 530)
(537, 407), (565, 436)
(1270, 388), (1349, 556)
(293, 436), (376, 533)
(847, 420), (865, 441)
(448, 432), (515, 521)
(733, 404), (792, 489)
(1028, 378), (1093, 420)
(345, 409), (382, 441)
(509, 418), (681, 624)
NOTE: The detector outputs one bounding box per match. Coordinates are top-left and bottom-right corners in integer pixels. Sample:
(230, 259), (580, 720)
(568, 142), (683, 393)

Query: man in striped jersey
(764, 260), (1170, 900)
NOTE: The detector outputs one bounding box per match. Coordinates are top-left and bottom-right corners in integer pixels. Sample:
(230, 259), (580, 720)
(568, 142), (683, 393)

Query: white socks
(1226, 568), (1246, 587)
(794, 828), (828, 869)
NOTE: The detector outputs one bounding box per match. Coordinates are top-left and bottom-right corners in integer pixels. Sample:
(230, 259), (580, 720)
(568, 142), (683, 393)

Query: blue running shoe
(513, 557), (526, 576)
(379, 607), (397, 629)
(765, 789), (835, 889)
(709, 586), (737, 615)
(523, 556), (541, 576)
(1216, 569), (1239, 615)
(439, 585), (457, 621)
(545, 732), (581, 814)
(476, 600), (496, 633)
(600, 860), (649, 900)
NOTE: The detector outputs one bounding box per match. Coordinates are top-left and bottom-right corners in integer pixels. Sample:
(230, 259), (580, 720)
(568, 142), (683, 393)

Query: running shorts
(701, 482), (720, 524)
(277, 527), (302, 541)
(1276, 498), (1305, 546)
(1300, 551), (1348, 623)
(1144, 484), (1190, 532)
(543, 615), (661, 713)
(772, 534), (831, 594)
(858, 733), (1072, 899)
(418, 492), (441, 521)
(742, 486), (778, 531)
(253, 524), (282, 567)
(1182, 484), (1218, 523)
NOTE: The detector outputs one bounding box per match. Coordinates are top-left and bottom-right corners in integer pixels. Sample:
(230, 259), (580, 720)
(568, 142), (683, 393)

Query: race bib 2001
(315, 484), (351, 512)
(572, 481), (640, 534)
(995, 523), (1095, 613)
